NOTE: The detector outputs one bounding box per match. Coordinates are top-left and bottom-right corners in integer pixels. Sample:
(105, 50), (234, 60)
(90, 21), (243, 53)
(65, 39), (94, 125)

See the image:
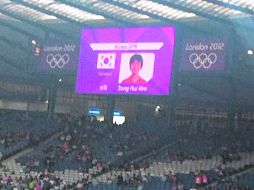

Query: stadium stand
(0, 1), (254, 190)
(0, 109), (252, 189)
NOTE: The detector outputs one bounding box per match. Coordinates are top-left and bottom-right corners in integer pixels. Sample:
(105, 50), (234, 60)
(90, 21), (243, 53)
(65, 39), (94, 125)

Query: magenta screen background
(75, 26), (175, 95)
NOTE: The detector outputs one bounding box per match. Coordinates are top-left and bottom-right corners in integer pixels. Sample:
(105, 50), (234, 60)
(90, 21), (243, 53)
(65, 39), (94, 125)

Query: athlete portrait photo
(121, 54), (146, 84)
(119, 53), (155, 85)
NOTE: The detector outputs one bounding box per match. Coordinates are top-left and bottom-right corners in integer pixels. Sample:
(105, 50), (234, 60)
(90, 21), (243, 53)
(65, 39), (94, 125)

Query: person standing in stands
(121, 54), (146, 84)
(35, 181), (42, 190)
(195, 172), (202, 188)
(28, 176), (35, 190)
(42, 176), (50, 190)
(117, 173), (124, 186)
(202, 173), (208, 186)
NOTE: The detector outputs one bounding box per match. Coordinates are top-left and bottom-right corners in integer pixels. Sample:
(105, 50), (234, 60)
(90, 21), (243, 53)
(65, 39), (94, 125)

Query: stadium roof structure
(0, 0), (253, 65)
(0, 0), (254, 111)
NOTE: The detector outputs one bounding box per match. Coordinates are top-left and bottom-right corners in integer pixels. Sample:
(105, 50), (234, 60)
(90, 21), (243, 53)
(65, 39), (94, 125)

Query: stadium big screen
(75, 26), (175, 95)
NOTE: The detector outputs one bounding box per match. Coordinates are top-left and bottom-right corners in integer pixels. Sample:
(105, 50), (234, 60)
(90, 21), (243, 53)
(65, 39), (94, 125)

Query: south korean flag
(97, 53), (116, 69)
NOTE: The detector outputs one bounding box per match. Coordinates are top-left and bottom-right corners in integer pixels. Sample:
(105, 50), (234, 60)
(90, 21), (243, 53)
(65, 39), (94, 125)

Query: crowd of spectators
(0, 110), (60, 160)
(144, 114), (254, 163)
(200, 167), (254, 190)
(0, 172), (89, 190)
(15, 112), (170, 178)
(0, 109), (253, 189)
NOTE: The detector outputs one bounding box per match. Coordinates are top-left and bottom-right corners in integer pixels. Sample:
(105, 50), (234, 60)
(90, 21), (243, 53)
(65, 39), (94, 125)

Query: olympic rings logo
(46, 53), (70, 69)
(189, 53), (217, 69)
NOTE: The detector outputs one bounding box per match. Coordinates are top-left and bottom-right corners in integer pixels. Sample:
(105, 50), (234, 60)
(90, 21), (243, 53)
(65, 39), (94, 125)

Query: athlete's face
(130, 60), (142, 75)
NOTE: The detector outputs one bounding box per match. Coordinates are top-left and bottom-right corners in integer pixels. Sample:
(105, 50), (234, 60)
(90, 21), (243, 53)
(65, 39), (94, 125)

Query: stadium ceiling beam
(102, 0), (182, 24)
(101, 0), (210, 34)
(152, 0), (231, 26)
(0, 35), (29, 56)
(183, 79), (230, 103)
(0, 5), (76, 41)
(0, 40), (30, 73)
(0, 20), (44, 41)
(11, 0), (85, 28)
(178, 96), (228, 108)
(0, 54), (26, 72)
(0, 61), (50, 87)
(56, 0), (137, 26)
(203, 0), (254, 16)
(153, 0), (254, 32)
(0, 51), (52, 85)
(226, 75), (254, 95)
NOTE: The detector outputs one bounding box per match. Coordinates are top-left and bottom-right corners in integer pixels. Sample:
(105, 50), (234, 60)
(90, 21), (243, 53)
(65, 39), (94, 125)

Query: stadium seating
(0, 110), (253, 189)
